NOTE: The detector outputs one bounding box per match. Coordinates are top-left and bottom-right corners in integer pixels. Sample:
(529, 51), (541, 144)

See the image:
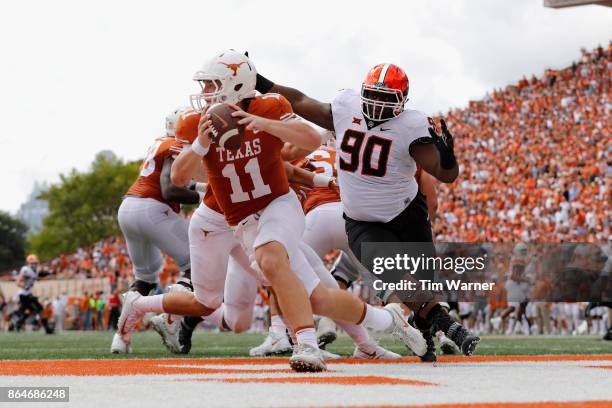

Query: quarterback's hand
(231, 108), (271, 133)
(197, 113), (213, 147)
(428, 118), (456, 170)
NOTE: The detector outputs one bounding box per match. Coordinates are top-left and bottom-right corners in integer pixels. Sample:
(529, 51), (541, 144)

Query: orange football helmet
(26, 254), (39, 264)
(174, 109), (201, 145)
(361, 63), (409, 121)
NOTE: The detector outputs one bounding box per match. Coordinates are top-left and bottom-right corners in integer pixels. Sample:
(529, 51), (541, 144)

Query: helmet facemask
(361, 83), (407, 122)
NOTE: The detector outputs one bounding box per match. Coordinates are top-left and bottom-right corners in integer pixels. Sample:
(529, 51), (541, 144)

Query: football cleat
(249, 331), (292, 356)
(289, 343), (327, 372)
(319, 349), (341, 360)
(353, 345), (401, 360)
(447, 322), (480, 356)
(603, 328), (612, 341)
(419, 329), (437, 362)
(316, 316), (337, 349)
(151, 313), (182, 354)
(110, 332), (132, 354)
(177, 321), (195, 354)
(117, 291), (144, 344)
(437, 331), (459, 355)
(384, 303), (427, 356)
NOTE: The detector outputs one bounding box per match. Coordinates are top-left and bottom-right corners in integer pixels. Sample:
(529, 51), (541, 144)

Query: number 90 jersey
(203, 94), (295, 226)
(331, 89), (432, 223)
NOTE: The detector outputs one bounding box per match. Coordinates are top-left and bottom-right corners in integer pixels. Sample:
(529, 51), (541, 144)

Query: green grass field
(0, 331), (610, 360)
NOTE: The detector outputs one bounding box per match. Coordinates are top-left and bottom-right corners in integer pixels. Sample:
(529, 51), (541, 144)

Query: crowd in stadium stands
(435, 43), (611, 242)
(1, 44), (610, 334)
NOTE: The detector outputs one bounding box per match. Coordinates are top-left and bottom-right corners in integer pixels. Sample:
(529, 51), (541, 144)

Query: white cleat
(151, 313), (182, 354)
(316, 316), (337, 349)
(117, 291), (144, 345)
(289, 344), (327, 372)
(320, 349), (341, 360)
(249, 331), (293, 356)
(384, 303), (427, 357)
(438, 331), (460, 355)
(110, 332), (132, 354)
(353, 345), (401, 359)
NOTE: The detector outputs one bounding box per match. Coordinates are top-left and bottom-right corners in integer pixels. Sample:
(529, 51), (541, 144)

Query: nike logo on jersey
(380, 127), (391, 132)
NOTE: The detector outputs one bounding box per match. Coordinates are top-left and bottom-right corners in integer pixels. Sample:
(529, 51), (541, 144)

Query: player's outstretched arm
(160, 157), (201, 204)
(256, 74), (334, 131)
(232, 110), (322, 151)
(410, 119), (459, 183)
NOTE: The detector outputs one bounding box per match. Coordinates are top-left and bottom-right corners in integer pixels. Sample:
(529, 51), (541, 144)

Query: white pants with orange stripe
(233, 190), (321, 296)
(188, 203), (262, 332)
(118, 197), (190, 283)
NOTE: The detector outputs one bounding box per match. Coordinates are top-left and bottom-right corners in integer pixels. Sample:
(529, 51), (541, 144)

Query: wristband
(313, 174), (333, 188)
(255, 74), (274, 94)
(197, 191), (205, 202)
(194, 182), (207, 193)
(191, 138), (209, 157)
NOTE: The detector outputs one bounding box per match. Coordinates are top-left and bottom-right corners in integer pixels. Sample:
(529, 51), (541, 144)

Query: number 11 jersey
(203, 93), (295, 226)
(331, 89), (432, 223)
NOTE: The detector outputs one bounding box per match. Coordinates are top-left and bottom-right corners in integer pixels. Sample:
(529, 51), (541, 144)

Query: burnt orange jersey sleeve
(175, 110), (201, 144)
(302, 147), (341, 214)
(126, 136), (183, 212)
(202, 95), (291, 226)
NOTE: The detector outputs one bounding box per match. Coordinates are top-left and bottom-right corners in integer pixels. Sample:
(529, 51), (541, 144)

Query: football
(207, 103), (245, 150)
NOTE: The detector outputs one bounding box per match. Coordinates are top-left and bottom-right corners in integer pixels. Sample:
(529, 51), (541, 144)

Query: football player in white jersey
(254, 63), (480, 356)
(12, 254), (53, 333)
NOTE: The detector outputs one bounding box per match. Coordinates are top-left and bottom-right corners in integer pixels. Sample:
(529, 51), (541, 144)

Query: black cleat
(178, 321), (194, 354)
(419, 329), (437, 362)
(317, 332), (337, 350)
(604, 328), (612, 341)
(447, 322), (480, 356)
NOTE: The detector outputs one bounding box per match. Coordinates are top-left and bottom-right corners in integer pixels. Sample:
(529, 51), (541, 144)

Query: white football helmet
(165, 106), (190, 137)
(190, 50), (257, 112)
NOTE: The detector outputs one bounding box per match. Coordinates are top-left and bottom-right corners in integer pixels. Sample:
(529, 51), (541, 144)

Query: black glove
(428, 118), (456, 170)
(255, 73), (274, 94)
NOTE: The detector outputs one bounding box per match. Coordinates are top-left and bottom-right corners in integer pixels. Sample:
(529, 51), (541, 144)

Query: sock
(295, 327), (318, 349)
(427, 304), (454, 334)
(338, 321), (375, 350)
(202, 305), (224, 329)
(134, 294), (164, 313)
(269, 315), (287, 336)
(183, 315), (204, 330)
(130, 280), (157, 296)
(362, 304), (394, 332)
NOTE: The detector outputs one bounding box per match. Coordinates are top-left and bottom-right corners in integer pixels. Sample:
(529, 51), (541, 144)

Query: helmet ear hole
(234, 83), (243, 92)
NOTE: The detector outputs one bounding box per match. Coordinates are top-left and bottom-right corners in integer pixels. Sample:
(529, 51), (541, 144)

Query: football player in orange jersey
(118, 51), (427, 372)
(252, 144), (402, 360)
(110, 107), (204, 354)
